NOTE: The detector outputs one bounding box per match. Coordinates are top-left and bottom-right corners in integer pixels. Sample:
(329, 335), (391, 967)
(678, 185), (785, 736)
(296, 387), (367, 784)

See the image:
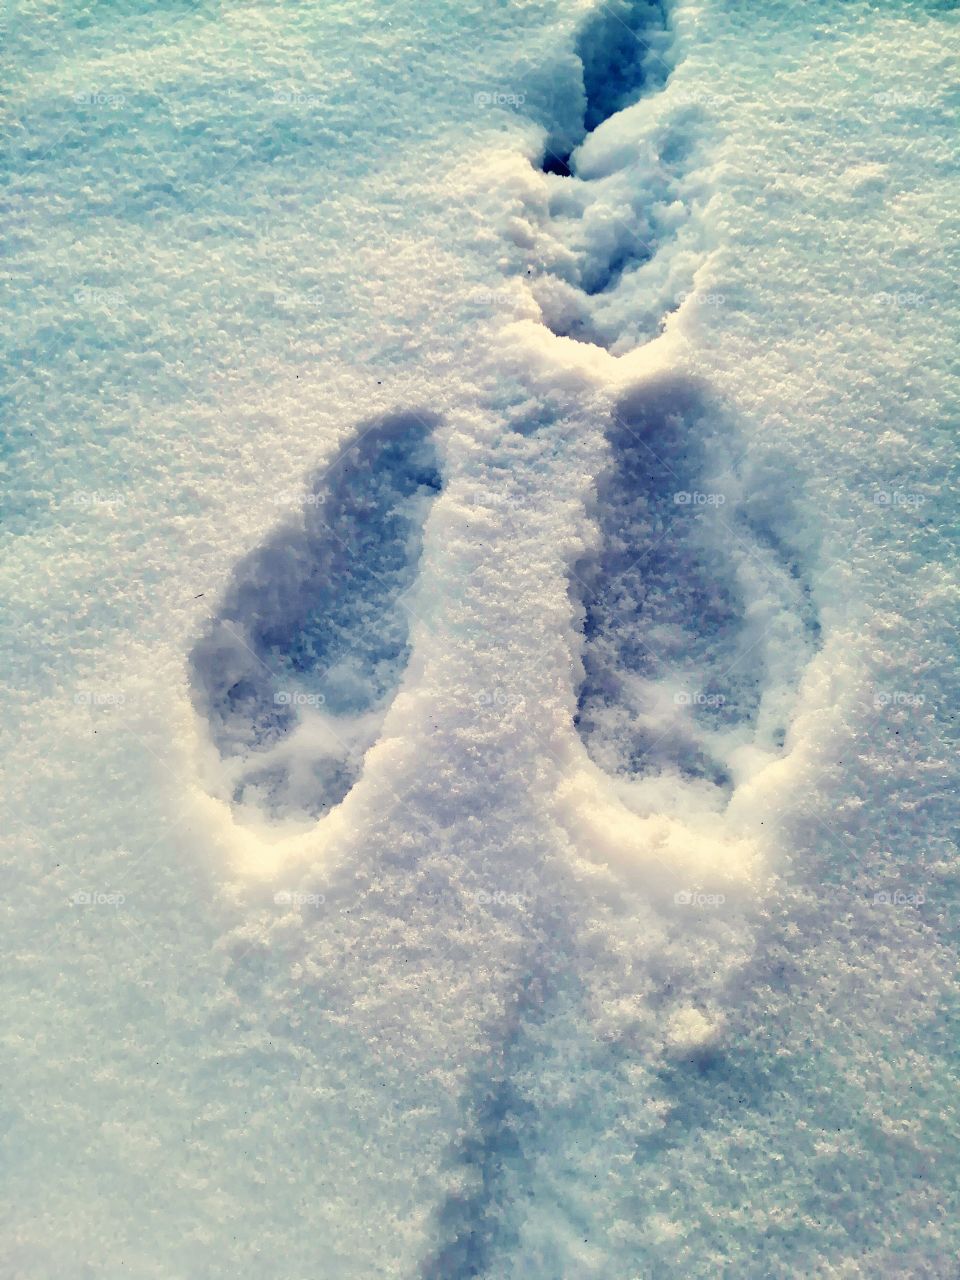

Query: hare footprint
(189, 411), (442, 823)
(573, 379), (819, 797)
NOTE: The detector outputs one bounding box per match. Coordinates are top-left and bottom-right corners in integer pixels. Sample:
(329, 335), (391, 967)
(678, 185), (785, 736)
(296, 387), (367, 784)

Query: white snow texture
(2, 0), (958, 1276)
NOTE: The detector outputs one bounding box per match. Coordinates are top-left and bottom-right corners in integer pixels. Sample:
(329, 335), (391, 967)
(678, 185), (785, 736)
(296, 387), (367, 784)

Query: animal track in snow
(573, 378), (820, 798)
(189, 411), (442, 823)
(415, 10), (726, 1273)
(526, 1), (709, 353)
(517, 6), (820, 795)
(531, 124), (701, 352)
(541, 0), (672, 175)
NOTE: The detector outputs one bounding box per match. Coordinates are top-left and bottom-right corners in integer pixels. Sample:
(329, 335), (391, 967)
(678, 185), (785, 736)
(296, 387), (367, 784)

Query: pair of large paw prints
(189, 386), (818, 828)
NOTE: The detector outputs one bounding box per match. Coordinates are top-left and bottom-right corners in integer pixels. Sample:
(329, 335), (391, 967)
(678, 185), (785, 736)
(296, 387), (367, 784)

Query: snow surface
(3, 0), (959, 1276)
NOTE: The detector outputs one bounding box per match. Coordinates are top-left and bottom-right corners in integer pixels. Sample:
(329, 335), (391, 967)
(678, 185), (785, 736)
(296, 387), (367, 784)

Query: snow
(2, 0), (958, 1275)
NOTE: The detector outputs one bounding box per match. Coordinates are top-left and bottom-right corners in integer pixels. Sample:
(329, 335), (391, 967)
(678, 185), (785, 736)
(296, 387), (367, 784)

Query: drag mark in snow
(419, 1068), (534, 1280)
(188, 411), (442, 822)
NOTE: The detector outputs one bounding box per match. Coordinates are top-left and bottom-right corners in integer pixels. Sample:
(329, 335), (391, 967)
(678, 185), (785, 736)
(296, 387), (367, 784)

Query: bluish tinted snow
(2, 0), (958, 1276)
